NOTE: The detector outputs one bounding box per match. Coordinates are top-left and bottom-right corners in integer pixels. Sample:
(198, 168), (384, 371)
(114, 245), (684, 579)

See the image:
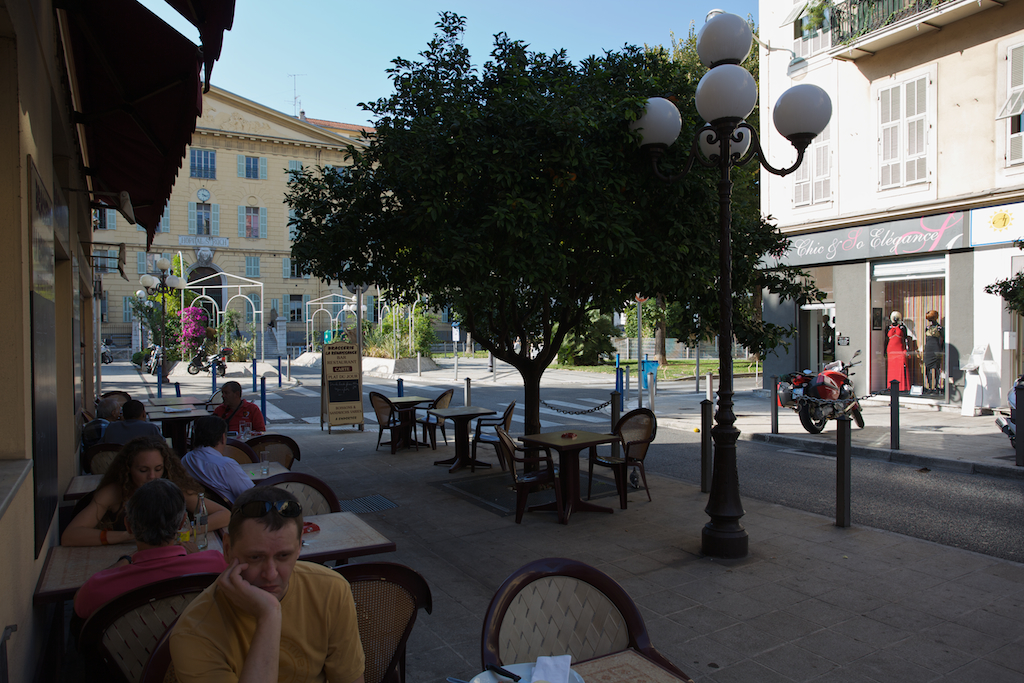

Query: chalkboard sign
(328, 379), (359, 403)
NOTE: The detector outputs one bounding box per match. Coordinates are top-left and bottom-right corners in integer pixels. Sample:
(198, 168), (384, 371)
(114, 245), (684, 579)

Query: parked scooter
(995, 374), (1024, 449)
(780, 350), (864, 434)
(101, 338), (113, 365)
(143, 343), (164, 376)
(187, 346), (231, 376)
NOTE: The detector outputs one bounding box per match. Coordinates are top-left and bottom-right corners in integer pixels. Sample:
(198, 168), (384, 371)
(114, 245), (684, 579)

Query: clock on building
(197, 188), (210, 202)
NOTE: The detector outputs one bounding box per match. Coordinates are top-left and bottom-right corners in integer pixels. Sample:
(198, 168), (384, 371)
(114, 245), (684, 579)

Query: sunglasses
(235, 500), (302, 519)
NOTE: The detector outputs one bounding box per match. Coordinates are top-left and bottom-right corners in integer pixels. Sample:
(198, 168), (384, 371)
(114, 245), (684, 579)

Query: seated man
(214, 381), (266, 434)
(81, 397), (122, 452)
(182, 415), (253, 504)
(73, 478), (227, 619)
(171, 487), (365, 683)
(102, 399), (163, 445)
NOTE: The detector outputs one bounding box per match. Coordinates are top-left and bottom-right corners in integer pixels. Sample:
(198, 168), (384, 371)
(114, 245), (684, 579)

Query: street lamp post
(140, 257), (187, 398)
(632, 11), (831, 559)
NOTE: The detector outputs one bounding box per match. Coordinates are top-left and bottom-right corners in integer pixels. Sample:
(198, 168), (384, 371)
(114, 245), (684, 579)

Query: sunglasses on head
(235, 500), (302, 519)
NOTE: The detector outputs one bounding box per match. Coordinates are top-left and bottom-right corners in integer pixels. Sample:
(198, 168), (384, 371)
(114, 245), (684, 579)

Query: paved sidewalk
(98, 359), (1024, 683)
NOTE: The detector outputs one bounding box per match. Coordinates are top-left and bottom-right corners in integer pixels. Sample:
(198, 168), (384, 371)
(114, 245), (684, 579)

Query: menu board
(321, 341), (363, 430)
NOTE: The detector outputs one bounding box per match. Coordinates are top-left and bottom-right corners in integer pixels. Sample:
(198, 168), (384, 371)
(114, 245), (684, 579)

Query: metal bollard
(700, 399), (713, 493)
(287, 354), (291, 381)
(261, 378), (267, 422)
(890, 379), (900, 450)
(1016, 383), (1024, 467)
(610, 391), (621, 459)
(417, 352), (422, 377)
(836, 414), (852, 527)
(464, 377), (471, 406)
(175, 382), (181, 398)
(397, 378), (404, 397)
(212, 360), (217, 394)
(156, 363), (163, 399)
(278, 356), (282, 388)
(252, 359), (257, 393)
(706, 373), (714, 402)
(493, 353), (497, 382)
(623, 368), (630, 408)
(454, 350), (459, 380)
(770, 375), (779, 434)
(647, 372), (655, 412)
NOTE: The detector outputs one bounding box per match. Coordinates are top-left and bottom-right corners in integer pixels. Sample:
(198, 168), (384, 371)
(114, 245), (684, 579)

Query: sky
(140, 0), (759, 127)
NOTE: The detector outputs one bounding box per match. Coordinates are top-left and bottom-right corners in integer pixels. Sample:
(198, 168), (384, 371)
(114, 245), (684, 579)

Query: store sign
(179, 235), (229, 248)
(321, 341), (363, 429)
(768, 211), (966, 267)
(970, 203), (1024, 246)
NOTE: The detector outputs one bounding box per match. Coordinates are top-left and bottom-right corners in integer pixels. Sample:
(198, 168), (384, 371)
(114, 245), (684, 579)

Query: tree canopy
(286, 12), (816, 434)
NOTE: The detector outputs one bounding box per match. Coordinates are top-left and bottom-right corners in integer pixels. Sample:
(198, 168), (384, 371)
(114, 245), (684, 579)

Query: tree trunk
(655, 293), (668, 367)
(520, 363), (544, 436)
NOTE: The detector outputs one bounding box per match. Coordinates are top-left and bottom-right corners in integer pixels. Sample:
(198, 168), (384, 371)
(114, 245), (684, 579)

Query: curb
(746, 432), (1024, 481)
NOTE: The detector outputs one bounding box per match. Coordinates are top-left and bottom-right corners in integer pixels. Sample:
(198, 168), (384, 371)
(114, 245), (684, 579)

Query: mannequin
(886, 311), (909, 392)
(923, 310), (943, 393)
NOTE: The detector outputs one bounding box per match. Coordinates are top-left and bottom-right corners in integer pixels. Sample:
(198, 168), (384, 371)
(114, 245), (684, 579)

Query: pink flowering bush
(179, 307), (209, 358)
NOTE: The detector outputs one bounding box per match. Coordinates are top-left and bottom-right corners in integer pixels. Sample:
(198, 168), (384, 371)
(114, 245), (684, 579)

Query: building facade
(759, 0), (1024, 408)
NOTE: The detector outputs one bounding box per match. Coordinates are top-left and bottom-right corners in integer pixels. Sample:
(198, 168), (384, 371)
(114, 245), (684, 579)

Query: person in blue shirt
(182, 416), (254, 504)
(103, 400), (163, 445)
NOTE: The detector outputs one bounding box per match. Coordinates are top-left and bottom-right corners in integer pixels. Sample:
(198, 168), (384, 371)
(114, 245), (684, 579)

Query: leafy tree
(286, 13), (815, 434)
(557, 311), (617, 366)
(985, 239), (1024, 317)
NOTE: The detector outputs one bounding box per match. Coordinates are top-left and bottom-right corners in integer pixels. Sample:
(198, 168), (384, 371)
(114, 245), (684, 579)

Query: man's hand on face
(218, 559), (282, 620)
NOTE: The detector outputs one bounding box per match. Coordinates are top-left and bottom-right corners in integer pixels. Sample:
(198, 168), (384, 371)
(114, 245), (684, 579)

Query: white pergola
(187, 271), (265, 361)
(304, 292), (366, 347)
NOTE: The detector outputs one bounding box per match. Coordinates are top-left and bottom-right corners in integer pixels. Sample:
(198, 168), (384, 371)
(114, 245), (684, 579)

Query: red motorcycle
(778, 350), (864, 433)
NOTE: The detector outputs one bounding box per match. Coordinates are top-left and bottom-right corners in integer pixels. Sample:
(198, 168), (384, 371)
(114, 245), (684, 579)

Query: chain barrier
(539, 399), (612, 415)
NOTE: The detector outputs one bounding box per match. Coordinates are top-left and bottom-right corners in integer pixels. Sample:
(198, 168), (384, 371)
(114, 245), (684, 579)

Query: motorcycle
(994, 374), (1024, 449)
(101, 338), (113, 365)
(143, 343), (164, 376)
(778, 350), (864, 434)
(187, 346), (231, 376)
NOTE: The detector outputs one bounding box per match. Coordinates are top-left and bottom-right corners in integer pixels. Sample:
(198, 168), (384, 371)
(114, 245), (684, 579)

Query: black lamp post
(632, 11), (832, 559)
(140, 257), (186, 397)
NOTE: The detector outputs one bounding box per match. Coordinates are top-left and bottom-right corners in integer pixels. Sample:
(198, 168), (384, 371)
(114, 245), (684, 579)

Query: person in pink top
(74, 478), (227, 619)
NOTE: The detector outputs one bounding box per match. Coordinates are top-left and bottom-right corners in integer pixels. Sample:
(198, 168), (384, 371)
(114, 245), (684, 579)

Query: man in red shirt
(74, 478), (226, 619)
(213, 381), (266, 433)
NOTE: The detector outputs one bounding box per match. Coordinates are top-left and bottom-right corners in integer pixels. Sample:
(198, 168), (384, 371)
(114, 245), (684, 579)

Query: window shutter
(161, 205), (170, 232)
(106, 209), (117, 230)
(813, 123), (831, 202)
(237, 155), (245, 177)
(904, 77), (928, 184)
(188, 202), (197, 235)
(259, 207), (268, 238)
(137, 251), (147, 274)
(259, 157), (268, 180)
(123, 296), (133, 322)
(211, 204), (220, 236)
(288, 160), (301, 172)
(366, 295), (375, 322)
(238, 206), (245, 237)
(879, 84), (901, 188)
(283, 257), (291, 278)
(271, 299), (280, 316)
(288, 209), (298, 240)
(793, 154), (811, 205)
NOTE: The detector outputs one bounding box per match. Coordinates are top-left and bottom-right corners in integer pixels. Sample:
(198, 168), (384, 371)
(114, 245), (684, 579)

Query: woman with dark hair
(61, 437), (230, 546)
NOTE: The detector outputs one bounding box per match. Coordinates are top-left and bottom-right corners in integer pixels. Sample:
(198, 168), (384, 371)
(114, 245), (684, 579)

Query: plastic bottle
(193, 493), (209, 551)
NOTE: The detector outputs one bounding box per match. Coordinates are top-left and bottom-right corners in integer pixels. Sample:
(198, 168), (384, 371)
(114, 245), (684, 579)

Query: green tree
(985, 239), (1024, 317)
(558, 311), (618, 366)
(286, 13), (814, 434)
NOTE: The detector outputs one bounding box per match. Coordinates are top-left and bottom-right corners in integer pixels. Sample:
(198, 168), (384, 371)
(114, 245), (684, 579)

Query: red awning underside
(163, 0), (237, 90)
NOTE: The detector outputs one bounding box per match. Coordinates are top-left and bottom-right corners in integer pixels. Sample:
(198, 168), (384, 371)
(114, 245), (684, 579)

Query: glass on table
(259, 450), (270, 476)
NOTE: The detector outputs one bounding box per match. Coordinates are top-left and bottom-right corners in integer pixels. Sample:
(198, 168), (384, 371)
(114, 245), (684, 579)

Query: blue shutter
(282, 257), (291, 278)
(136, 251), (146, 274)
(188, 202), (197, 235)
(271, 299), (280, 317)
(366, 295), (375, 322)
(238, 206), (245, 237)
(259, 207), (267, 239)
(304, 265), (310, 280)
(237, 154), (245, 177)
(161, 205), (170, 232)
(106, 209), (117, 230)
(288, 209), (297, 240)
(259, 157), (268, 180)
(211, 204), (220, 236)
(288, 160), (301, 172)
(123, 296), (133, 322)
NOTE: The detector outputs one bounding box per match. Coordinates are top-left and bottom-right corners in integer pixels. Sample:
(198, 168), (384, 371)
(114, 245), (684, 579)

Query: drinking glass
(260, 451), (271, 476)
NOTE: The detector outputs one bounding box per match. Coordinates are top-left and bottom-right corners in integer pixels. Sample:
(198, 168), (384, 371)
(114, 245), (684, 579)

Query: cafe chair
(206, 389), (222, 406)
(481, 558), (690, 681)
(246, 433), (301, 469)
(495, 428), (564, 525)
(416, 388), (454, 450)
(587, 408), (656, 509)
(224, 438), (259, 465)
(138, 626), (176, 683)
(261, 472), (341, 514)
(79, 572), (219, 683)
(472, 401), (516, 470)
(334, 562), (433, 683)
(369, 392), (418, 454)
(83, 442), (123, 475)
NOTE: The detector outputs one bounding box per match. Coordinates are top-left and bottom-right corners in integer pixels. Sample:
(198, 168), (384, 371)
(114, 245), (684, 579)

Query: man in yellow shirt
(170, 487), (365, 683)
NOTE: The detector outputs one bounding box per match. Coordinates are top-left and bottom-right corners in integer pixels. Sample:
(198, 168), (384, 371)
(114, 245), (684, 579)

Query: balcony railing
(830, 0), (955, 45)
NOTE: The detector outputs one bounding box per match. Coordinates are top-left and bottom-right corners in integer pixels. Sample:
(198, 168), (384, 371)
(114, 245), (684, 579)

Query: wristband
(118, 554), (133, 565)
(100, 529), (109, 545)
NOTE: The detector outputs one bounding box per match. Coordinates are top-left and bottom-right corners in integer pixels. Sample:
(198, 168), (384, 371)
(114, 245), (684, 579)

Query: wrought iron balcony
(831, 0), (954, 44)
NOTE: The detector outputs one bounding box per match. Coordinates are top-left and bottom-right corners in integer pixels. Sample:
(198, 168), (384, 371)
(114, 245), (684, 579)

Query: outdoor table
(518, 430), (618, 523)
(147, 407), (211, 456)
(386, 396), (432, 451)
(239, 460), (289, 481)
(298, 511), (397, 564)
(146, 395), (208, 408)
(428, 406), (496, 473)
(574, 650), (694, 683)
(64, 474), (103, 501)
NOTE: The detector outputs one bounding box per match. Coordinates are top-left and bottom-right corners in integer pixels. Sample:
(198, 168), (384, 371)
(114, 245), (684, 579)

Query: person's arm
(218, 560), (281, 683)
(61, 485), (133, 546)
(222, 460), (255, 500)
(184, 491), (231, 531)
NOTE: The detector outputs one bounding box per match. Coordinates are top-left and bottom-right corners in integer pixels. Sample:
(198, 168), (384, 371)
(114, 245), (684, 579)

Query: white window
(879, 75), (930, 190)
(792, 3), (830, 59)
(998, 43), (1024, 166)
(794, 122), (831, 206)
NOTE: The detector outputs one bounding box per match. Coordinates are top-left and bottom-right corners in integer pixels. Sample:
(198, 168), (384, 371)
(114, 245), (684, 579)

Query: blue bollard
(397, 378), (404, 397)
(175, 382), (181, 398)
(156, 365), (162, 399)
(252, 358), (257, 393)
(212, 360), (217, 395)
(261, 377), (267, 421)
(616, 353), (620, 369)
(277, 356), (282, 388)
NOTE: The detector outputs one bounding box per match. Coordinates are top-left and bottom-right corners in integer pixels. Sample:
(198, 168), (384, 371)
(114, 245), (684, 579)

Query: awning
(781, 2), (809, 26)
(61, 0), (211, 247)
(164, 0), (237, 91)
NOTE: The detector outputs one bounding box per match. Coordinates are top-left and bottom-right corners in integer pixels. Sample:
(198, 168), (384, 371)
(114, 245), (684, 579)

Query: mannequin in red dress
(886, 311), (909, 392)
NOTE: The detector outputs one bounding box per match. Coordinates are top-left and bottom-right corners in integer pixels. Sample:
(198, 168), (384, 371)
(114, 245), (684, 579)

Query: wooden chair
(481, 558), (690, 681)
(587, 408), (656, 509)
(494, 428), (564, 525)
(472, 401), (516, 470)
(223, 438), (258, 465)
(79, 573), (218, 683)
(83, 442), (123, 475)
(334, 562), (433, 683)
(368, 392), (417, 454)
(246, 434), (301, 469)
(260, 472), (341, 514)
(138, 626), (176, 683)
(415, 389), (454, 450)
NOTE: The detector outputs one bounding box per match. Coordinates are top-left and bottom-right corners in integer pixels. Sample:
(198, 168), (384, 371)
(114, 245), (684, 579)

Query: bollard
(277, 356), (282, 388)
(454, 349), (459, 380)
(212, 359), (217, 394)
(1016, 383), (1024, 467)
(610, 391), (621, 459)
(464, 377), (471, 407)
(287, 354), (291, 381)
(700, 399), (713, 492)
(397, 378), (404, 397)
(623, 368), (630, 408)
(647, 372), (655, 412)
(770, 375), (779, 434)
(261, 378), (267, 423)
(493, 353), (497, 382)
(615, 368), (623, 400)
(157, 363), (163, 399)
(417, 351), (422, 377)
(615, 353), (620, 369)
(890, 379), (900, 450)
(706, 373), (714, 402)
(175, 382), (181, 398)
(836, 414), (852, 527)
(252, 359), (257, 393)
